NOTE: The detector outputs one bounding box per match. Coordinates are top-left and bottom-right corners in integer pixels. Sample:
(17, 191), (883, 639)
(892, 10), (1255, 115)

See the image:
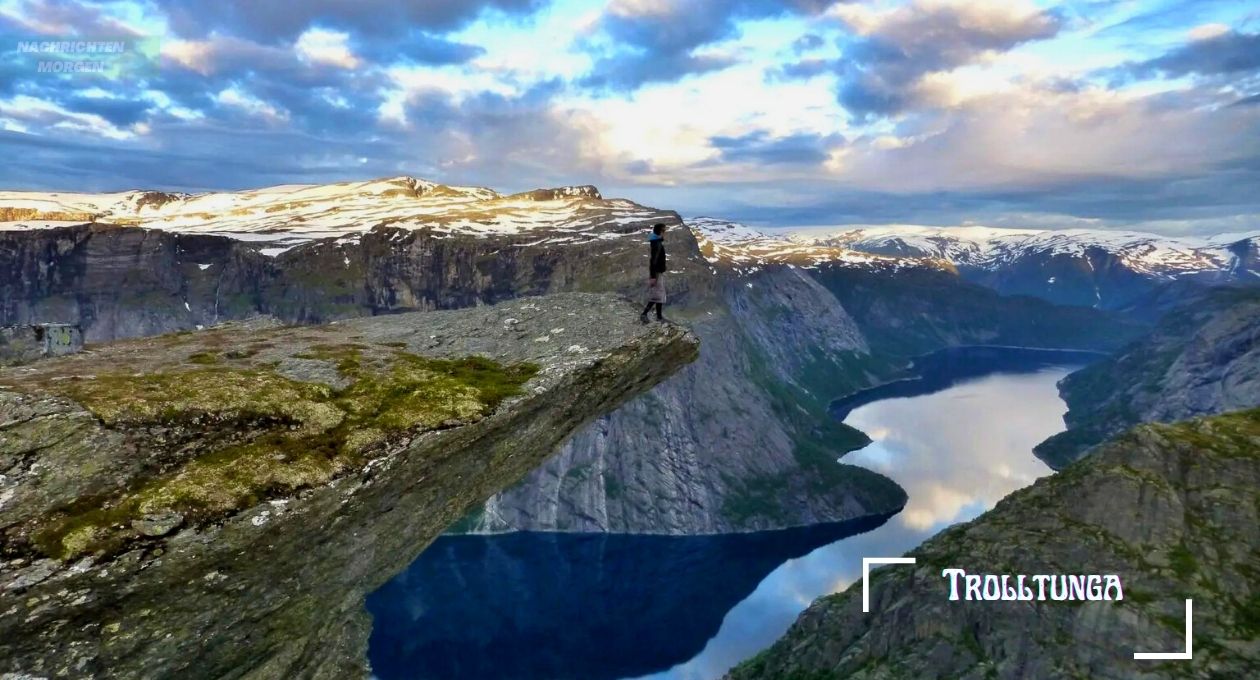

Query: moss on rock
(29, 348), (538, 561)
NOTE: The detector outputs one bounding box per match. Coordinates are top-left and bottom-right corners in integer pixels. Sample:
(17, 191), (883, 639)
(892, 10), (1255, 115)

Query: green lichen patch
(27, 350), (538, 561)
(295, 343), (369, 374)
(55, 368), (343, 433)
(1152, 408), (1260, 459)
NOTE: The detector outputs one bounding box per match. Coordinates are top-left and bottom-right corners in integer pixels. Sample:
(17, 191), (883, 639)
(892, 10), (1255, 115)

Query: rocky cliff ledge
(730, 408), (1260, 679)
(0, 293), (698, 679)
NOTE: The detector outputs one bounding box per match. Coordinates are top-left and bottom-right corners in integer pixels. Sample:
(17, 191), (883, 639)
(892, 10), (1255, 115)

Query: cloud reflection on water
(638, 365), (1077, 680)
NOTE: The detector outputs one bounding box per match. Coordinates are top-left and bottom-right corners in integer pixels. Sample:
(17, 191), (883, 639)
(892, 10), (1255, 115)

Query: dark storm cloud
(709, 130), (841, 165)
(157, 0), (547, 42)
(60, 94), (153, 126)
(828, 3), (1064, 117)
(579, 0), (832, 91)
(1123, 30), (1260, 79)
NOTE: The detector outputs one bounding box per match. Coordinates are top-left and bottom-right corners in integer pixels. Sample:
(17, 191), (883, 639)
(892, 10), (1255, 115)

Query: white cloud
(1187, 23), (1231, 41)
(295, 28), (361, 69)
(827, 79), (1260, 192)
(568, 61), (847, 181)
(0, 94), (138, 140)
(607, 0), (676, 19)
(215, 87), (289, 123)
(830, 0), (1055, 41)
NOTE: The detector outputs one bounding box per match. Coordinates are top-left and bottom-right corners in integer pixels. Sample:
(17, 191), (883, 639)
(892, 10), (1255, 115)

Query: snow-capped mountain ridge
(689, 217), (1258, 307)
(0, 176), (665, 255)
(1, 178), (1254, 292)
(800, 224), (1259, 278)
(688, 216), (933, 275)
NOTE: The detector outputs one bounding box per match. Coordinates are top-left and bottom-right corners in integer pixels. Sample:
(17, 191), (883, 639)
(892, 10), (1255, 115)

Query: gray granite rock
(0, 293), (698, 679)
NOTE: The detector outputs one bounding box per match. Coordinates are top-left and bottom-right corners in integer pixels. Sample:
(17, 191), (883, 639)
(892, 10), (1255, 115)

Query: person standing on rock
(641, 223), (668, 323)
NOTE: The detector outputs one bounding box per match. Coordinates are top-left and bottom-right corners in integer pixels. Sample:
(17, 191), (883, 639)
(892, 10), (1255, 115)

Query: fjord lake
(367, 347), (1100, 680)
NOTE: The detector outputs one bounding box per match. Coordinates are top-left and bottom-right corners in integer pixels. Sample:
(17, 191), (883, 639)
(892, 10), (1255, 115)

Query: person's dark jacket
(649, 236), (667, 277)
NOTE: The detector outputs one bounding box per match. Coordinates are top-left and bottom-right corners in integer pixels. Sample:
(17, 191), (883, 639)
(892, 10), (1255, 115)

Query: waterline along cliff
(0, 293), (698, 678)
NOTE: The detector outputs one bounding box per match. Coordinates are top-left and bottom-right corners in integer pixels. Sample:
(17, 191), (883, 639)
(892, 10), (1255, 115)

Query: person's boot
(639, 311), (650, 324)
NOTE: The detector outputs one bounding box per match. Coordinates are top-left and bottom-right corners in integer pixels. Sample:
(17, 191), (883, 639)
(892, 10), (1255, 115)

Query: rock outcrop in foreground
(0, 293), (698, 679)
(730, 408), (1260, 679)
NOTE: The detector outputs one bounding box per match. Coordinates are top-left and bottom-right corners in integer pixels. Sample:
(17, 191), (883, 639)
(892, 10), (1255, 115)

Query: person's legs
(655, 302), (663, 320)
(642, 301), (656, 316)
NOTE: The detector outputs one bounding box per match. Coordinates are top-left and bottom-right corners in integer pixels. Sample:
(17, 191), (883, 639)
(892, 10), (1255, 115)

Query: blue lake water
(366, 347), (1099, 680)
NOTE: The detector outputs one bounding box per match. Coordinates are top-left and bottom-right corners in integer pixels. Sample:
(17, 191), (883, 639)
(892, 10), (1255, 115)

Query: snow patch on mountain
(0, 177), (666, 253)
(796, 224), (1260, 279)
(688, 217), (932, 274)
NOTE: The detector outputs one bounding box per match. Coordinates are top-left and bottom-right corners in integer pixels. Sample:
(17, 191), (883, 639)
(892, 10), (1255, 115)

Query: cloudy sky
(1, 0), (1257, 234)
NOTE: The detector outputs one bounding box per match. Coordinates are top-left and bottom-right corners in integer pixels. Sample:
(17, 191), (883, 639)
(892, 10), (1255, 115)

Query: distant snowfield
(687, 216), (921, 274)
(0, 176), (668, 254)
(691, 216), (1260, 279)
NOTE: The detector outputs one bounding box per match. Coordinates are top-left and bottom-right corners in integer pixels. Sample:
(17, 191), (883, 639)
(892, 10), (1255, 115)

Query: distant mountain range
(692, 217), (1260, 309)
(2, 181), (1255, 311)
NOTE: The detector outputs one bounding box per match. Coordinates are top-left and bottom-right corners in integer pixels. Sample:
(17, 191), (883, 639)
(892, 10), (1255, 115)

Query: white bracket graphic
(862, 557), (916, 613)
(1134, 599), (1193, 660)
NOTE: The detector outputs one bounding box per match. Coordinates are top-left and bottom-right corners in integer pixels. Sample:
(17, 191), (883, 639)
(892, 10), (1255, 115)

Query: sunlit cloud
(0, 0), (1256, 233)
(295, 28), (361, 70)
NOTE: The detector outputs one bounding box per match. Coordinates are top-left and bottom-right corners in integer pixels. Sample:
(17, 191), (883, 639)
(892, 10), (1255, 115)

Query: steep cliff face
(730, 408), (1260, 680)
(0, 294), (698, 679)
(1036, 287), (1260, 468)
(0, 212), (709, 341)
(471, 267), (903, 534)
(0, 224), (276, 340)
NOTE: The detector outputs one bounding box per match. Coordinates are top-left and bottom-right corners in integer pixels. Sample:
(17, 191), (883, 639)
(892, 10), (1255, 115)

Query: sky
(0, 0), (1257, 235)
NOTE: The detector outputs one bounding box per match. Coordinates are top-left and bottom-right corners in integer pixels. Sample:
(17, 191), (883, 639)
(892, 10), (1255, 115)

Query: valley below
(366, 346), (1094, 680)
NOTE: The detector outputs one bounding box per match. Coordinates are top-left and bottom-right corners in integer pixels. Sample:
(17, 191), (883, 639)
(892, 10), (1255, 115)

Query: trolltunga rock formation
(0, 292), (698, 679)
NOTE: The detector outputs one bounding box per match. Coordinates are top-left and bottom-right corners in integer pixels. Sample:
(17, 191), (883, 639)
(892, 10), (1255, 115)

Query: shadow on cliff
(365, 515), (892, 680)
